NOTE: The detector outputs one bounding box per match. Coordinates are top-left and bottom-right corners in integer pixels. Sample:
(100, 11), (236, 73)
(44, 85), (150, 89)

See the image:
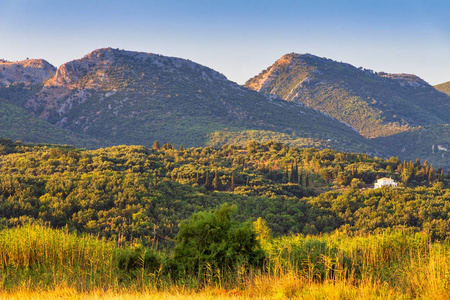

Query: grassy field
(1, 225), (450, 299)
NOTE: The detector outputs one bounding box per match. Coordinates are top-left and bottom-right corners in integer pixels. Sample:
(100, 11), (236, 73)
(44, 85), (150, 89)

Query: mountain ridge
(1, 48), (448, 168)
(0, 59), (56, 87)
(435, 81), (450, 96)
(245, 53), (450, 139)
(0, 48), (380, 156)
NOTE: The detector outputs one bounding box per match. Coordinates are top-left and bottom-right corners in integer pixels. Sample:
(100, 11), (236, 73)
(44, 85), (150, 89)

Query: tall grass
(0, 224), (118, 291)
(1, 225), (450, 299)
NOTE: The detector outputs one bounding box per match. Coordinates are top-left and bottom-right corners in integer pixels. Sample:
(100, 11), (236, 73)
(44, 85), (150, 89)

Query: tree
(350, 178), (363, 190)
(414, 158), (421, 168)
(204, 170), (210, 188)
(213, 169), (221, 190)
(230, 172), (235, 191)
(152, 140), (160, 150)
(253, 217), (272, 243)
(173, 204), (264, 275)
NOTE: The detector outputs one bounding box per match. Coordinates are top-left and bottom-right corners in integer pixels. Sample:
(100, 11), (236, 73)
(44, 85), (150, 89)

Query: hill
(374, 124), (450, 169)
(245, 53), (450, 169)
(0, 59), (56, 87)
(435, 81), (450, 95)
(1, 140), (449, 300)
(245, 53), (450, 139)
(0, 97), (103, 148)
(0, 48), (377, 154)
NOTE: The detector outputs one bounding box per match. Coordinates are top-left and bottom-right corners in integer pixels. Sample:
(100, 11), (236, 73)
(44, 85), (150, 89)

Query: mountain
(245, 53), (450, 139)
(435, 81), (450, 96)
(0, 59), (56, 86)
(0, 47), (377, 154)
(245, 53), (450, 169)
(0, 59), (102, 147)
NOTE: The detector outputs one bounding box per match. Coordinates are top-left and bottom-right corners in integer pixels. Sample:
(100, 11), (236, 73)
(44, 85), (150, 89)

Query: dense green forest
(0, 138), (449, 245)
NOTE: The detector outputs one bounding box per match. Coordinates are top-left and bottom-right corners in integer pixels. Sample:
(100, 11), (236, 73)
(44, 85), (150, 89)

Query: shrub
(173, 204), (265, 275)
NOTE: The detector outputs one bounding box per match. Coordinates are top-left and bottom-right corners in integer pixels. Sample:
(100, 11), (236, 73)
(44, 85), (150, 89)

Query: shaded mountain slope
(374, 124), (450, 169)
(0, 97), (102, 147)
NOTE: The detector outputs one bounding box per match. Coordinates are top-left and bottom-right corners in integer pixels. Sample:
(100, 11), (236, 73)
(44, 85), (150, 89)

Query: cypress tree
(414, 158), (421, 168)
(305, 173), (309, 188)
(196, 171), (200, 185)
(152, 140), (160, 150)
(285, 165), (289, 182)
(289, 164), (295, 183)
(213, 169), (221, 190)
(205, 170), (210, 187)
(231, 172), (235, 191)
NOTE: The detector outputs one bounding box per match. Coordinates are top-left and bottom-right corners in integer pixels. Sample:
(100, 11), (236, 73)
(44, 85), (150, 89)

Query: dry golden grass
(0, 279), (406, 300)
(3, 226), (450, 299)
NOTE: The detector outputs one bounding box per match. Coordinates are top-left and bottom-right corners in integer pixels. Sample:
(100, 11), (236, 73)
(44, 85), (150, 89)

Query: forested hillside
(1, 139), (449, 244)
(0, 97), (102, 147)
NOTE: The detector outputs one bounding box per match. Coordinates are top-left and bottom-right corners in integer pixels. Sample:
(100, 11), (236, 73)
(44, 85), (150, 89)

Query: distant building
(374, 177), (398, 189)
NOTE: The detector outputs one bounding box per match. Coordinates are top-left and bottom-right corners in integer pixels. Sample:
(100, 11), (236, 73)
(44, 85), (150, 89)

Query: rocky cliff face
(45, 47), (227, 90)
(0, 59), (56, 86)
(27, 48), (232, 119)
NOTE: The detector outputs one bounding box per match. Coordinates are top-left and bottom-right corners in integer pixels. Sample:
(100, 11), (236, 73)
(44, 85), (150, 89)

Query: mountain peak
(46, 47), (227, 89)
(0, 59), (56, 86)
(246, 52), (450, 139)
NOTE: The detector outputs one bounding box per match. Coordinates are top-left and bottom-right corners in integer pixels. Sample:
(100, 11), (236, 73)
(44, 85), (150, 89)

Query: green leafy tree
(173, 204), (264, 274)
(253, 217), (272, 243)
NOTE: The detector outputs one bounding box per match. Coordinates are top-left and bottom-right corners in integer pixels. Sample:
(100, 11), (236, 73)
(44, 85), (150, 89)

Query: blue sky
(1, 0), (449, 85)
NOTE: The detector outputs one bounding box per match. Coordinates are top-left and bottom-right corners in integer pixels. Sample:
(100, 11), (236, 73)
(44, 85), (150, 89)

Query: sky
(0, 0), (449, 85)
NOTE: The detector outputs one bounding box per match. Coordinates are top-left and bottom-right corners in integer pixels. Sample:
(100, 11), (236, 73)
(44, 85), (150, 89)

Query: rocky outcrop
(45, 47), (227, 89)
(27, 48), (232, 120)
(0, 59), (56, 86)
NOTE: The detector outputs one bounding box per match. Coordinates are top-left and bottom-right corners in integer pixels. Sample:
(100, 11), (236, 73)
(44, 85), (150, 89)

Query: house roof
(376, 177), (395, 182)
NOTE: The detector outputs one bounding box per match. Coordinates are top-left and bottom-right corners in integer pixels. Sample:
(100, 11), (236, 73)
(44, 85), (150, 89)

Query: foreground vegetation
(1, 224), (450, 299)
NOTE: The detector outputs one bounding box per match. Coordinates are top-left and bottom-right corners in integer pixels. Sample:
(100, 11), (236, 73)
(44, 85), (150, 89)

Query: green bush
(117, 243), (161, 272)
(173, 204), (265, 274)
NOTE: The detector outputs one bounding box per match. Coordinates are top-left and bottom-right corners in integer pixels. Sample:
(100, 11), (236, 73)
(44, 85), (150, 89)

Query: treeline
(0, 139), (449, 244)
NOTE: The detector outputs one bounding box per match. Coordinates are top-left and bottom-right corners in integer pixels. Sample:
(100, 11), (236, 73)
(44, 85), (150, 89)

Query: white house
(374, 177), (398, 189)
